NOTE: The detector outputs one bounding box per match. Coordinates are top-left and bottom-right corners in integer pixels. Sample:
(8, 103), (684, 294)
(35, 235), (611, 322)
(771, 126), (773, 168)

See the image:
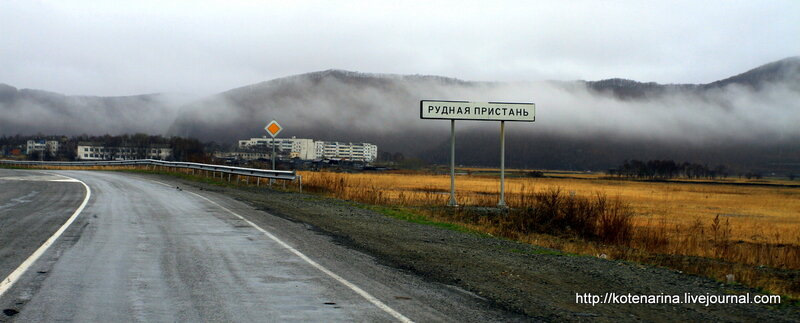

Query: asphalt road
(0, 169), (519, 322)
(0, 170), (85, 290)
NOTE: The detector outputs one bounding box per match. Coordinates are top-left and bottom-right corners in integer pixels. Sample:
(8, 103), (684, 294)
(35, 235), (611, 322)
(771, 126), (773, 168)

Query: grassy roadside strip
(0, 165), (26, 170)
(360, 205), (492, 237)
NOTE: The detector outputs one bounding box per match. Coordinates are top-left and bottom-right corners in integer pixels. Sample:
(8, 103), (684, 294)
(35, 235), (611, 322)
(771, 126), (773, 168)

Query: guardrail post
(227, 173), (231, 182)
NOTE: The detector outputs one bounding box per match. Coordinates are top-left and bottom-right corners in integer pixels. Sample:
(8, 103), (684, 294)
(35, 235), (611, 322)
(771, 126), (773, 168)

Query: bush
(526, 171), (544, 178)
(501, 188), (633, 243)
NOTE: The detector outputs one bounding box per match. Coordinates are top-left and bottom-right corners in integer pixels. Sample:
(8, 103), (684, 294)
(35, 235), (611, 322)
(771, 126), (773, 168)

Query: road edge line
(0, 173), (92, 298)
(146, 179), (413, 323)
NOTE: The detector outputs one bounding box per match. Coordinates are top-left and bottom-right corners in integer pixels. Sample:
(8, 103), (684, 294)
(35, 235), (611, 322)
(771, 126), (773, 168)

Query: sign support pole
(498, 121), (507, 207)
(271, 137), (276, 185)
(448, 119), (457, 207)
(271, 137), (276, 171)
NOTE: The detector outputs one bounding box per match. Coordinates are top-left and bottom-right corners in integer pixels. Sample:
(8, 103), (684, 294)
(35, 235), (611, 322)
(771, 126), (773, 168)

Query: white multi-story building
(77, 144), (172, 160)
(236, 136), (378, 162)
(315, 141), (377, 162)
(26, 140), (59, 156)
(212, 151), (270, 160)
(238, 136), (316, 160)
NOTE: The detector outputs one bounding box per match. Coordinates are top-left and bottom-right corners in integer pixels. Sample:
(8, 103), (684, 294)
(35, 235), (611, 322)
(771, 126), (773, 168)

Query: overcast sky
(1, 0), (798, 96)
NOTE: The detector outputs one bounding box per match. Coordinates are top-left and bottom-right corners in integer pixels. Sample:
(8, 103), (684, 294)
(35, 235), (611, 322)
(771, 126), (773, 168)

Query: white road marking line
(50, 179), (80, 182)
(0, 175), (78, 182)
(0, 173), (91, 298)
(147, 179), (413, 323)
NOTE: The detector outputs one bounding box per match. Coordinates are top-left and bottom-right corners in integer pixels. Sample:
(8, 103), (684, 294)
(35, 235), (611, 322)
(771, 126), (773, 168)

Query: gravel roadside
(159, 173), (799, 322)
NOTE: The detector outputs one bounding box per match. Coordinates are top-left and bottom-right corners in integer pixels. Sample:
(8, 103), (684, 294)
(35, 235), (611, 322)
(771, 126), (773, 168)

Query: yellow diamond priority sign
(265, 120), (282, 138)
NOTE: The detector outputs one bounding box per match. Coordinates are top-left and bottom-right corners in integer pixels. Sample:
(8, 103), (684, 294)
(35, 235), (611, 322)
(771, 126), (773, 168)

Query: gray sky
(1, 0), (798, 96)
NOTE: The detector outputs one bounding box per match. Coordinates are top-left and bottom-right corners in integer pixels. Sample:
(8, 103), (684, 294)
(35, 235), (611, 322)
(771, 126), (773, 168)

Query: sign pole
(498, 121), (507, 207)
(271, 137), (276, 171)
(271, 137), (276, 185)
(449, 119), (457, 207)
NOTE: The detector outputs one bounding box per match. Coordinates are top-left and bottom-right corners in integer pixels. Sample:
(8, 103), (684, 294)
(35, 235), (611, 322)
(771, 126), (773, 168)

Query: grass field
(300, 170), (800, 243)
(298, 169), (800, 298)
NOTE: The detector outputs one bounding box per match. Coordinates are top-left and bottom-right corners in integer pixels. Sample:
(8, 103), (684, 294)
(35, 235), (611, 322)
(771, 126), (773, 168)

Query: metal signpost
(420, 100), (535, 207)
(265, 120), (283, 183)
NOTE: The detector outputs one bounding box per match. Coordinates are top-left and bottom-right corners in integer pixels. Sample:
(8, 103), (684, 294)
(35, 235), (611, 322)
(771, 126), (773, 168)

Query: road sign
(420, 100), (535, 122)
(264, 120), (282, 176)
(420, 100), (536, 207)
(265, 120), (282, 138)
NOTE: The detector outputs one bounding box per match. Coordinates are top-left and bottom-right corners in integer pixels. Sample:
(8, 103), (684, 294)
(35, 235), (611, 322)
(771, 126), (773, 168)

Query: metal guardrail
(0, 159), (301, 189)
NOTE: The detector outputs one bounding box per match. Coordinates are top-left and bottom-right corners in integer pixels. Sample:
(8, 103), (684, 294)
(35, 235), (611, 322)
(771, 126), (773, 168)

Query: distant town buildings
(238, 136), (317, 160)
(212, 151), (271, 160)
(235, 136), (378, 162)
(26, 140), (59, 156)
(76, 143), (173, 160)
(315, 141), (377, 162)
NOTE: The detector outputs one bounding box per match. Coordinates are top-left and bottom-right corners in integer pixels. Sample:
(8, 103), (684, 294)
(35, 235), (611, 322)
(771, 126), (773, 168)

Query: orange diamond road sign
(265, 120), (282, 138)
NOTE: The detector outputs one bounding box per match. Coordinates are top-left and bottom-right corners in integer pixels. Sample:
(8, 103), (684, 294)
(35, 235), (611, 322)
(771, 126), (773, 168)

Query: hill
(0, 84), (178, 136)
(168, 57), (800, 172)
(2, 57), (798, 172)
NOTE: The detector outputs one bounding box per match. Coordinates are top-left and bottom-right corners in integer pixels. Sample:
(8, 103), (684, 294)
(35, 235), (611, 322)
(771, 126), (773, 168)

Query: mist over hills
(0, 83), (179, 136)
(168, 57), (800, 172)
(582, 56), (800, 99)
(2, 57), (799, 172)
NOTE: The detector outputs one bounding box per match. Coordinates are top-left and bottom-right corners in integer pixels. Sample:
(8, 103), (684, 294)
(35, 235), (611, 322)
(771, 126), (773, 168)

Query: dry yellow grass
(297, 169), (800, 297)
(299, 171), (800, 245)
(300, 170), (799, 266)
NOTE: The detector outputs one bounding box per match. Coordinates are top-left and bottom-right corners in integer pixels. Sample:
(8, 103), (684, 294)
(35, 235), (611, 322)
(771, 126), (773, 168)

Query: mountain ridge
(205, 55), (799, 102)
(3, 56), (799, 172)
(3, 55), (798, 106)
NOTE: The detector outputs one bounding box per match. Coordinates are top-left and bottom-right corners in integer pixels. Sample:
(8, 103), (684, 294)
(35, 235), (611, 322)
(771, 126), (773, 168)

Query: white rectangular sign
(420, 100), (535, 122)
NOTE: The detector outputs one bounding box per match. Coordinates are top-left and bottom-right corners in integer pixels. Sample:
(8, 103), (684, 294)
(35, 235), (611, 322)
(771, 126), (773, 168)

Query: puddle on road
(2, 308), (19, 317)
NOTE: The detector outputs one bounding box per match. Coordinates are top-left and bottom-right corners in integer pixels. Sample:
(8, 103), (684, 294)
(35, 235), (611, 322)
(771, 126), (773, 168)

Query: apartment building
(314, 141), (377, 162)
(236, 136), (378, 162)
(238, 136), (316, 160)
(77, 143), (172, 160)
(26, 140), (59, 156)
(213, 151), (270, 160)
